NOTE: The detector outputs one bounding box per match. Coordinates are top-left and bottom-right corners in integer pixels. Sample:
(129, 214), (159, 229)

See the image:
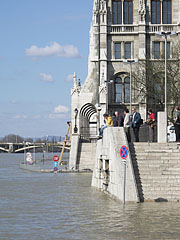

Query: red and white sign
(53, 155), (59, 162)
(120, 146), (128, 160)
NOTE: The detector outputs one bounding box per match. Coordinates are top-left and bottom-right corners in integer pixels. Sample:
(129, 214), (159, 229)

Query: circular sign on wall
(53, 155), (59, 162)
(120, 146), (128, 159)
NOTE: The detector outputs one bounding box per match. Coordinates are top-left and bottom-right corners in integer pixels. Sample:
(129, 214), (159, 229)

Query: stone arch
(79, 103), (97, 139)
(80, 103), (97, 121)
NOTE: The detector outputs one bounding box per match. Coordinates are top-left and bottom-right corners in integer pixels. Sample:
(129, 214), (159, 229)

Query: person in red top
(147, 108), (156, 142)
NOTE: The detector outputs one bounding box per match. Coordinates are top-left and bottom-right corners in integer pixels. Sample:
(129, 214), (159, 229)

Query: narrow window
(163, 41), (170, 59)
(163, 0), (171, 24)
(153, 42), (160, 59)
(112, 0), (122, 24)
(124, 76), (130, 103)
(115, 77), (122, 103)
(124, 42), (131, 59)
(124, 0), (133, 24)
(115, 43), (121, 59)
(151, 0), (161, 24)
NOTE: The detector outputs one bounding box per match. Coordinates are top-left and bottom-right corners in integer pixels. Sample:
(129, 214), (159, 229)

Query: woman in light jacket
(124, 108), (131, 142)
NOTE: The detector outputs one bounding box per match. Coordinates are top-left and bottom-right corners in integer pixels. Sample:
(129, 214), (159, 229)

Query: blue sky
(0, 0), (93, 138)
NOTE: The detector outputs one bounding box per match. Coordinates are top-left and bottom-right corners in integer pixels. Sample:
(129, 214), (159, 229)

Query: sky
(0, 0), (93, 138)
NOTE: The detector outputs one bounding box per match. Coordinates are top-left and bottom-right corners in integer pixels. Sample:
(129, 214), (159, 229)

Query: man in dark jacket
(113, 111), (124, 127)
(131, 108), (141, 142)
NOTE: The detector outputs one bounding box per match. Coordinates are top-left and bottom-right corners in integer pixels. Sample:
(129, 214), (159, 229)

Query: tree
(1, 134), (24, 143)
(133, 41), (180, 121)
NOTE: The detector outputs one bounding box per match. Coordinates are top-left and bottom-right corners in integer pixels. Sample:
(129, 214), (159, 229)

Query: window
(112, 0), (133, 24)
(114, 74), (130, 103)
(124, 42), (131, 59)
(115, 77), (122, 103)
(163, 0), (171, 24)
(124, 77), (130, 103)
(112, 0), (122, 24)
(153, 42), (160, 59)
(124, 0), (133, 24)
(151, 0), (161, 24)
(163, 41), (170, 59)
(115, 43), (121, 59)
(151, 0), (172, 24)
(114, 42), (132, 59)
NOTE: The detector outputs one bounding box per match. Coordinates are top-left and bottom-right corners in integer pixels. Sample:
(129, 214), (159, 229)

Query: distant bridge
(0, 142), (71, 153)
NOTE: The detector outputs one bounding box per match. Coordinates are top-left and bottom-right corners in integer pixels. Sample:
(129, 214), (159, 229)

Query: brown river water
(0, 153), (180, 240)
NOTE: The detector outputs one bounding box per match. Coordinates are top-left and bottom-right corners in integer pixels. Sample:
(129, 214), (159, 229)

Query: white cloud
(40, 73), (55, 82)
(14, 115), (27, 119)
(54, 105), (69, 113)
(65, 74), (73, 82)
(10, 100), (18, 104)
(25, 41), (80, 58)
(48, 114), (64, 119)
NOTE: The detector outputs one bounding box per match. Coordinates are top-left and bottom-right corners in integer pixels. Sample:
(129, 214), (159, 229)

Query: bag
(176, 113), (180, 124)
(150, 122), (156, 128)
(139, 118), (143, 125)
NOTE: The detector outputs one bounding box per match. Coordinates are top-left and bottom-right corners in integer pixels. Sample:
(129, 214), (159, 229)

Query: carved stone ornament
(99, 83), (107, 95)
(139, 0), (146, 22)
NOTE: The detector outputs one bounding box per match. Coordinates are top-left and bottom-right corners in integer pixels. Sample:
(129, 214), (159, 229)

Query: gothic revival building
(71, 0), (180, 139)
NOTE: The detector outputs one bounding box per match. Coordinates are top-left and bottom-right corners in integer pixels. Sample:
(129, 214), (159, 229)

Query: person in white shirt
(123, 108), (131, 142)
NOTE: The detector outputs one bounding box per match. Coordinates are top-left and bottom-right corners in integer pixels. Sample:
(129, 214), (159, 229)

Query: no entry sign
(120, 146), (128, 160)
(53, 155), (59, 162)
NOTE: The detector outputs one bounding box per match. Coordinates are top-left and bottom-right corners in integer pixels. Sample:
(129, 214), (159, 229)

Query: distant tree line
(0, 134), (62, 143)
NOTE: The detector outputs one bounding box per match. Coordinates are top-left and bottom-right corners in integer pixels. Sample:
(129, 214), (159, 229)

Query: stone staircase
(76, 141), (97, 170)
(129, 142), (180, 202)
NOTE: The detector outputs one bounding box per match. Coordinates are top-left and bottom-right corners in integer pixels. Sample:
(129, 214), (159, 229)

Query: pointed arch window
(115, 77), (122, 103)
(114, 74), (130, 103)
(124, 76), (130, 103)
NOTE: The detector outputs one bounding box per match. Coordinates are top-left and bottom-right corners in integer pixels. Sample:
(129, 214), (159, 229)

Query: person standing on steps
(131, 108), (141, 142)
(173, 106), (180, 142)
(124, 108), (131, 142)
(146, 108), (156, 142)
(112, 111), (124, 127)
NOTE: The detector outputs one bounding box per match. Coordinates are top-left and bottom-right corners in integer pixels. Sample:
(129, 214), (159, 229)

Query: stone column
(157, 112), (167, 143)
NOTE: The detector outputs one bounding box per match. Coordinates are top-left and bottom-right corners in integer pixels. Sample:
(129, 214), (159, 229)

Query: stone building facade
(71, 0), (180, 138)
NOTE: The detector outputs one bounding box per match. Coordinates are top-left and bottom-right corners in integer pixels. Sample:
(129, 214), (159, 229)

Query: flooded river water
(0, 153), (180, 240)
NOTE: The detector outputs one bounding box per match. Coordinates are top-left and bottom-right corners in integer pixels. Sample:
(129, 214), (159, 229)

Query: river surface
(0, 153), (180, 240)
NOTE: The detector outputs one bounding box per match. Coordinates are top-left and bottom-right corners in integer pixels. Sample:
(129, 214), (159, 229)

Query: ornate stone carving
(99, 0), (107, 23)
(139, 0), (146, 22)
(71, 73), (81, 96)
(93, 0), (99, 24)
(99, 83), (107, 95)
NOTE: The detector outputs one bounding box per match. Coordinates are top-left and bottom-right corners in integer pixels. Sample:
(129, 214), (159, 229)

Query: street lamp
(105, 79), (113, 113)
(123, 59), (138, 113)
(74, 108), (78, 133)
(155, 31), (176, 142)
(155, 31), (176, 113)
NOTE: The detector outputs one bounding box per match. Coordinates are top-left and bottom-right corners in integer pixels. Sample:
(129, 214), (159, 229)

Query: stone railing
(147, 24), (179, 33)
(110, 24), (139, 33)
(109, 24), (180, 34)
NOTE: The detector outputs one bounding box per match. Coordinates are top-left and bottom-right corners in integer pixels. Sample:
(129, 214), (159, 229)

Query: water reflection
(0, 153), (180, 240)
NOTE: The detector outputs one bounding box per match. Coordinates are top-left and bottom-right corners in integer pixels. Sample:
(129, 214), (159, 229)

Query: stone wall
(91, 127), (139, 202)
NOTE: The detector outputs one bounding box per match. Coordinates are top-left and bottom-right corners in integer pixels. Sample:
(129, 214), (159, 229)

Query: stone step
(77, 152), (96, 158)
(80, 143), (96, 148)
